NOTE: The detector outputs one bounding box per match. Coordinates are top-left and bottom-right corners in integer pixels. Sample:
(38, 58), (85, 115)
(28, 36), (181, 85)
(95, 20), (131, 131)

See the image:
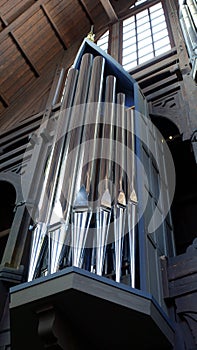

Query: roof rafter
(98, 0), (118, 22)
(41, 4), (68, 50)
(0, 0), (49, 41)
(78, 0), (94, 25)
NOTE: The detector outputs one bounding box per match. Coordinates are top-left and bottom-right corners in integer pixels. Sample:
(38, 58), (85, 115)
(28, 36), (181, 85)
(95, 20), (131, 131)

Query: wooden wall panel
(45, 0), (90, 47)
(13, 10), (44, 40)
(7, 70), (35, 104)
(0, 40), (35, 103)
(0, 0), (113, 123)
(13, 10), (62, 73)
(0, 0), (35, 24)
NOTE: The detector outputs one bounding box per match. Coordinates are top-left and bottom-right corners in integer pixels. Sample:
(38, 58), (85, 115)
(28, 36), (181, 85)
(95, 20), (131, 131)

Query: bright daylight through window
(97, 30), (109, 53)
(123, 2), (171, 70)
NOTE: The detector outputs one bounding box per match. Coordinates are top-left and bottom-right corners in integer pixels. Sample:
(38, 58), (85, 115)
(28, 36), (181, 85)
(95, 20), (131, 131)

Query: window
(97, 30), (109, 53)
(122, 2), (171, 70)
(130, 0), (148, 8)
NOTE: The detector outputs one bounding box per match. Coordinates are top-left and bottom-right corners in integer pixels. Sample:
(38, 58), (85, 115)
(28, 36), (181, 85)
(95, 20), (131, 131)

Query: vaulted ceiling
(0, 0), (136, 130)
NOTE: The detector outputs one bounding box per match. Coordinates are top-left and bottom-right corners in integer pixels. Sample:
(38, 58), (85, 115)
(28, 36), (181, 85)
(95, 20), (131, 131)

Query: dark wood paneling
(1, 0), (35, 25)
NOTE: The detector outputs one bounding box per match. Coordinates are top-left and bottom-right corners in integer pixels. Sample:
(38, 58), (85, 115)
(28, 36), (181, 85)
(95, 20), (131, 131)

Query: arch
(0, 173), (23, 203)
(0, 181), (16, 263)
(151, 114), (197, 254)
(150, 114), (182, 141)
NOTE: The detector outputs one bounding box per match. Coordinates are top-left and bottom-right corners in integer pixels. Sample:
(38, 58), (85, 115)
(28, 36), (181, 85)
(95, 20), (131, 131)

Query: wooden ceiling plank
(78, 0), (94, 25)
(3, 67), (35, 101)
(10, 31), (40, 77)
(2, 0), (35, 25)
(0, 0), (49, 41)
(98, 0), (118, 22)
(13, 9), (44, 41)
(143, 75), (178, 95)
(132, 55), (178, 82)
(146, 82), (180, 102)
(41, 4), (68, 50)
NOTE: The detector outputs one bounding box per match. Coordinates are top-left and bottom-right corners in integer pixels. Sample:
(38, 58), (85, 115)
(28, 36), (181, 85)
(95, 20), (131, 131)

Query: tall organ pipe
(95, 75), (116, 276)
(181, 5), (197, 56)
(187, 0), (197, 30)
(71, 56), (105, 268)
(27, 68), (78, 280)
(73, 56), (105, 201)
(57, 54), (93, 222)
(41, 68), (79, 224)
(113, 93), (127, 283)
(126, 108), (137, 288)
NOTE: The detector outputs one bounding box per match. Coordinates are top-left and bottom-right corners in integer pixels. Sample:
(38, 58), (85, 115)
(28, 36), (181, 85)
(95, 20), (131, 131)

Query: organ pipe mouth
(117, 191), (126, 207)
(73, 185), (89, 212)
(129, 189), (138, 205)
(100, 189), (112, 210)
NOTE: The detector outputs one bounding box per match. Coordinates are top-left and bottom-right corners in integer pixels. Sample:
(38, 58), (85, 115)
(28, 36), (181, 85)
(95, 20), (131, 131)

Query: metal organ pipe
(60, 53), (93, 225)
(41, 68), (79, 224)
(181, 5), (197, 57)
(113, 93), (127, 283)
(126, 108), (138, 288)
(27, 68), (78, 280)
(187, 0), (197, 30)
(95, 75), (116, 276)
(28, 51), (138, 287)
(71, 56), (105, 269)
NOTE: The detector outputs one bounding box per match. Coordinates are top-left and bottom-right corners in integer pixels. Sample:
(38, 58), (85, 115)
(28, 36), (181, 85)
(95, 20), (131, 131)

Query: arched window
(122, 2), (172, 70)
(96, 1), (172, 72)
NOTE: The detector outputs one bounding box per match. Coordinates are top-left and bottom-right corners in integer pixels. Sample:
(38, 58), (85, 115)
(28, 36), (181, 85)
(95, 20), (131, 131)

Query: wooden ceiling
(0, 0), (136, 130)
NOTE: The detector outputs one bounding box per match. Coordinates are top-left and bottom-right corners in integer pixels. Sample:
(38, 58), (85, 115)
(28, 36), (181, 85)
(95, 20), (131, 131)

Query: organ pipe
(28, 50), (138, 287)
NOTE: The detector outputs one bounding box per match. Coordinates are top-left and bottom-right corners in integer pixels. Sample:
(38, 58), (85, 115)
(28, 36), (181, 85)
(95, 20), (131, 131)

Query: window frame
(96, 0), (175, 71)
(121, 1), (174, 69)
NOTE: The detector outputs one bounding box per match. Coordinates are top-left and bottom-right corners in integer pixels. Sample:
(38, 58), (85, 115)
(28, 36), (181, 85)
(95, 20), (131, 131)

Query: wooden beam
(0, 90), (9, 107)
(0, 144), (30, 162)
(138, 66), (173, 85)
(131, 54), (178, 82)
(0, 13), (8, 27)
(143, 75), (178, 95)
(78, 0), (94, 25)
(98, 0), (118, 22)
(41, 5), (68, 50)
(10, 31), (40, 77)
(130, 48), (177, 75)
(146, 82), (180, 101)
(118, 0), (160, 20)
(109, 21), (121, 62)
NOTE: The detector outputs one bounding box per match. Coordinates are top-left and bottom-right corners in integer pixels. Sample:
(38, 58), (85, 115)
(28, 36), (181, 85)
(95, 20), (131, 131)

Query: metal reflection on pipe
(71, 186), (92, 267)
(48, 223), (70, 274)
(126, 108), (138, 288)
(28, 222), (47, 281)
(61, 54), (93, 224)
(94, 75), (116, 277)
(113, 93), (127, 283)
(128, 202), (136, 288)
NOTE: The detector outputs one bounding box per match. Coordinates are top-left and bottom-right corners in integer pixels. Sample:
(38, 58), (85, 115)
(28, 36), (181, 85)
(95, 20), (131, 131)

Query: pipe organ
(28, 42), (138, 287)
(7, 39), (177, 350)
(27, 39), (175, 304)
